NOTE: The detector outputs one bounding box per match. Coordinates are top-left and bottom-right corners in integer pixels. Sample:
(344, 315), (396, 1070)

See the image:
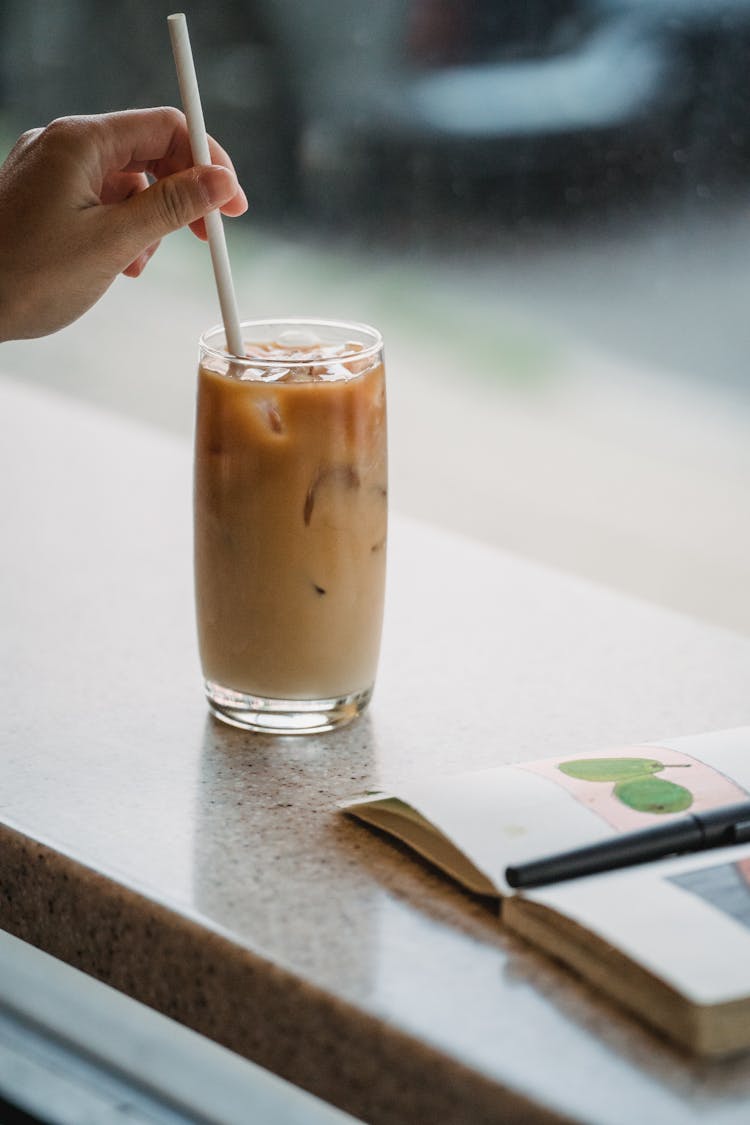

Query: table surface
(2, 373), (750, 1125)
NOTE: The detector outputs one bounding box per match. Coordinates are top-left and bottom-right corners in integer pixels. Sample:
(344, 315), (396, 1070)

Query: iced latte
(194, 319), (387, 733)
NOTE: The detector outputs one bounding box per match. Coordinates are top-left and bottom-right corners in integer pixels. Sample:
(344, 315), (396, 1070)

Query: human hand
(0, 106), (248, 341)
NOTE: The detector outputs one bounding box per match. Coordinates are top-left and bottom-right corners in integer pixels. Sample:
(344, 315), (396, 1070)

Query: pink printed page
(516, 744), (748, 832)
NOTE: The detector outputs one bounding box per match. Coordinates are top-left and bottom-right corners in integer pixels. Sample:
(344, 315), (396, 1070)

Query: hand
(0, 106), (248, 341)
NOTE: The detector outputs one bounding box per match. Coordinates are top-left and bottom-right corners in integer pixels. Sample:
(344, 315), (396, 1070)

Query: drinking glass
(194, 318), (387, 734)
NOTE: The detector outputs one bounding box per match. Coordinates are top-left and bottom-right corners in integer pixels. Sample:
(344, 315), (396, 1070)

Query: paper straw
(168, 12), (244, 358)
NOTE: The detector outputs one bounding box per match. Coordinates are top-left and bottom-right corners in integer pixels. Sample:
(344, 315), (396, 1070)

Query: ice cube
(276, 328), (322, 350)
(258, 400), (283, 433)
(303, 464), (361, 525)
(318, 362), (351, 381)
(279, 367), (315, 383)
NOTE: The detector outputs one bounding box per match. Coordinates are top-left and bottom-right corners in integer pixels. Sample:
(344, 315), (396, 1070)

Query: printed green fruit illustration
(613, 777), (693, 814)
(557, 756), (694, 814)
(558, 758), (665, 783)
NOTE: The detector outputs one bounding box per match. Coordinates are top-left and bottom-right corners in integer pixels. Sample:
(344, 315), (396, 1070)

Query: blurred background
(1, 0), (749, 631)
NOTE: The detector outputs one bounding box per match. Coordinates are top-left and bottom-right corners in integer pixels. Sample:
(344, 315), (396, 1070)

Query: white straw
(168, 12), (245, 358)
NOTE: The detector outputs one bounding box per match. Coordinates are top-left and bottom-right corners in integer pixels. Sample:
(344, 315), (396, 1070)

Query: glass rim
(199, 317), (383, 368)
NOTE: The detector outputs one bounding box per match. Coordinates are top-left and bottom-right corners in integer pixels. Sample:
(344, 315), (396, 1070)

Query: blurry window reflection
(2, 1), (749, 629)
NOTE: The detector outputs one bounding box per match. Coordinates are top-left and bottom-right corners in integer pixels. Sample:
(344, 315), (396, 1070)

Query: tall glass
(194, 318), (387, 734)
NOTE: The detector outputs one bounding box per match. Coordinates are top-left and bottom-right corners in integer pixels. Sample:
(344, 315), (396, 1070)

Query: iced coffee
(194, 319), (387, 733)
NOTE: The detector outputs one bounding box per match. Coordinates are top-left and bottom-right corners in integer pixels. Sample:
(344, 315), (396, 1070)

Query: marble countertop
(2, 373), (750, 1125)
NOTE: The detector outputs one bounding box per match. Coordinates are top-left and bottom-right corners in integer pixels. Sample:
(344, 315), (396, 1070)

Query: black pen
(505, 800), (750, 890)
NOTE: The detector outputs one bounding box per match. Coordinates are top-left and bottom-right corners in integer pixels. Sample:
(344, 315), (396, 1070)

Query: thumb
(113, 164), (238, 262)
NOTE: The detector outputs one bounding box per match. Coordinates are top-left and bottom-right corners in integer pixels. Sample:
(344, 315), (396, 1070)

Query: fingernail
(197, 164), (237, 207)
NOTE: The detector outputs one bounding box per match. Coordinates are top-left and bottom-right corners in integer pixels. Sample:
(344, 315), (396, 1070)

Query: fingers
(83, 107), (248, 271)
(188, 217), (208, 241)
(0, 107), (249, 339)
(9, 126), (45, 155)
(7, 108), (249, 303)
(100, 170), (155, 273)
(106, 163), (240, 268)
(123, 241), (161, 278)
(100, 170), (150, 206)
(187, 179), (247, 241)
(94, 107), (247, 212)
(95, 106), (200, 167)
(96, 108), (247, 257)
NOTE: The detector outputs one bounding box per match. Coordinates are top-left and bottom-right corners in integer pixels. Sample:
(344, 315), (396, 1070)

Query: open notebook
(341, 727), (750, 1056)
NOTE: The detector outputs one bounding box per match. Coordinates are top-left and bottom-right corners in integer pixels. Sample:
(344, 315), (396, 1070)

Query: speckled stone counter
(2, 374), (750, 1125)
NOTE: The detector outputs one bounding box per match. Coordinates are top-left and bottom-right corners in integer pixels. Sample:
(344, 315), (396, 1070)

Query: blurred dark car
(2, 0), (750, 218)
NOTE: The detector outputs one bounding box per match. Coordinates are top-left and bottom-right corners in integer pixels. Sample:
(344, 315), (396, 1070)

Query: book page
(513, 843), (750, 1006)
(342, 726), (750, 896)
(358, 765), (615, 895)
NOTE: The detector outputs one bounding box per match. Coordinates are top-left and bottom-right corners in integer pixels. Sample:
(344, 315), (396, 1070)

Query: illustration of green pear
(614, 776), (692, 813)
(559, 758), (665, 783)
(558, 756), (693, 814)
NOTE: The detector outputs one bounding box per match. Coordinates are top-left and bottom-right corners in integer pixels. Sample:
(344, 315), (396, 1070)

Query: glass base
(204, 680), (372, 735)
